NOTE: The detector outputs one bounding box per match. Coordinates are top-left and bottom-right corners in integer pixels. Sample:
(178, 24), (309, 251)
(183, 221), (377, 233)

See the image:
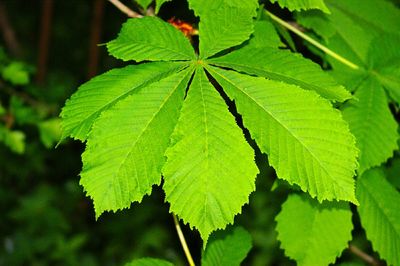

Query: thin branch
(107, 0), (143, 18)
(36, 0), (54, 85)
(349, 244), (380, 266)
(0, 1), (21, 57)
(266, 10), (360, 70)
(173, 214), (195, 266)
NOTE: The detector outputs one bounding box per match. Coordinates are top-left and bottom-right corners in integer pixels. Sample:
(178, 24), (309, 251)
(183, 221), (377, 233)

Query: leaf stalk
(266, 10), (360, 70)
(173, 214), (196, 266)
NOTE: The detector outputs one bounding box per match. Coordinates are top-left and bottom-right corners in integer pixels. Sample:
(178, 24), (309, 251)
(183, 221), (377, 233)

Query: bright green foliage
(107, 17), (196, 62)
(135, 0), (153, 9)
(298, 0), (400, 68)
(62, 1), (360, 244)
(61, 62), (184, 140)
(188, 0), (258, 16)
(357, 169), (400, 265)
(163, 69), (257, 242)
(202, 227), (252, 266)
(38, 118), (62, 148)
(125, 258), (173, 266)
(342, 78), (398, 174)
(276, 194), (353, 266)
(127, 226), (252, 265)
(0, 126), (25, 154)
(368, 35), (400, 105)
(207, 66), (358, 203)
(209, 46), (351, 102)
(81, 70), (192, 216)
(270, 0), (330, 13)
(155, 0), (171, 13)
(297, 0), (400, 175)
(198, 7), (255, 58)
(248, 20), (283, 48)
(1, 62), (30, 85)
(190, 0), (257, 59)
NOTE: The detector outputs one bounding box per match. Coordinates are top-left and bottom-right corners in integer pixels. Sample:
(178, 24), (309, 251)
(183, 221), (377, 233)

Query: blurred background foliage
(0, 0), (398, 265)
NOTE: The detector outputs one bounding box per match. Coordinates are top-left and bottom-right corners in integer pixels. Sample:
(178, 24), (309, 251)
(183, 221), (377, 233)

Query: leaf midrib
(197, 69), (211, 231)
(210, 60), (342, 100)
(359, 178), (400, 239)
(209, 67), (344, 191)
(72, 63), (187, 139)
(113, 70), (192, 189)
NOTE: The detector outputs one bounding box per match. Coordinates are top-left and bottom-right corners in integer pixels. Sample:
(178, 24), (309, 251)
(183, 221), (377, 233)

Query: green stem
(266, 10), (360, 70)
(173, 214), (195, 266)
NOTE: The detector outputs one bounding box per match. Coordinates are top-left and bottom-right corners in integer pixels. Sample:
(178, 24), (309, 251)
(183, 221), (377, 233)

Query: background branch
(107, 0), (143, 18)
(349, 244), (380, 266)
(0, 1), (21, 57)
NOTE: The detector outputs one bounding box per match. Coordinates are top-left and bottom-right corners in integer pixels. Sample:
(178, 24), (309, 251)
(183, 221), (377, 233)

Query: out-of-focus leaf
(38, 118), (62, 148)
(1, 62), (30, 85)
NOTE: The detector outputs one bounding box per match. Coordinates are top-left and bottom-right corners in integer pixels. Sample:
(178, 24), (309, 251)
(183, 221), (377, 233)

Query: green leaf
(198, 5), (257, 59)
(163, 68), (257, 241)
(61, 62), (185, 141)
(270, 0), (330, 13)
(247, 20), (283, 49)
(0, 126), (25, 154)
(0, 102), (6, 116)
(202, 226), (252, 266)
(325, 0), (400, 36)
(209, 46), (351, 102)
(81, 69), (193, 217)
(135, 0), (153, 9)
(125, 257), (173, 266)
(38, 118), (62, 148)
(342, 78), (398, 174)
(276, 194), (353, 266)
(207, 66), (358, 203)
(107, 17), (195, 62)
(357, 168), (400, 266)
(9, 96), (39, 125)
(368, 35), (400, 105)
(298, 0), (400, 69)
(1, 62), (30, 85)
(188, 0), (258, 16)
(295, 10), (336, 41)
(155, 0), (171, 13)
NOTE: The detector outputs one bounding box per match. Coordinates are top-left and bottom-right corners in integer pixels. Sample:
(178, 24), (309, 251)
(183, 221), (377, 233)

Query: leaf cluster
(61, 0), (400, 265)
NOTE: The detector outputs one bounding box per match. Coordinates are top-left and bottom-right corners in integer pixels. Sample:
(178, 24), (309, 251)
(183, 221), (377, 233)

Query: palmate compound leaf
(209, 46), (352, 102)
(342, 78), (399, 174)
(61, 62), (186, 141)
(188, 0), (258, 59)
(162, 67), (258, 242)
(107, 17), (196, 62)
(207, 66), (358, 203)
(275, 194), (353, 266)
(357, 168), (400, 265)
(270, 0), (330, 13)
(202, 226), (252, 266)
(81, 68), (193, 217)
